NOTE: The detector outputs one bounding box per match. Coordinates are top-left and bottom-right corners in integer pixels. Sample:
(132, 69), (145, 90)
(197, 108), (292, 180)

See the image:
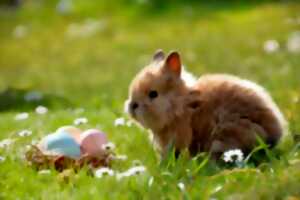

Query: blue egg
(43, 131), (81, 159)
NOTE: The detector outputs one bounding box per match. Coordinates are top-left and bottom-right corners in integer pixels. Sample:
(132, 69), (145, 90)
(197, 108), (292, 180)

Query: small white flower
(126, 166), (146, 175)
(38, 170), (51, 175)
(116, 166), (146, 180)
(73, 117), (88, 125)
(35, 105), (48, 114)
(0, 156), (6, 163)
(24, 91), (43, 102)
(15, 112), (29, 121)
(0, 139), (14, 148)
(13, 25), (28, 38)
(223, 149), (244, 163)
(287, 31), (300, 53)
(18, 130), (32, 137)
(263, 40), (279, 53)
(114, 117), (125, 127)
(148, 176), (154, 187)
(94, 167), (114, 178)
(177, 182), (185, 191)
(102, 142), (115, 151)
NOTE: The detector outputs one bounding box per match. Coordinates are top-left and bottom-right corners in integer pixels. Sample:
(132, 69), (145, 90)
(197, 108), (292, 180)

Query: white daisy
(177, 182), (185, 191)
(0, 139), (14, 149)
(125, 166), (146, 175)
(94, 167), (114, 178)
(102, 142), (115, 151)
(223, 149), (244, 163)
(18, 130), (32, 137)
(73, 117), (88, 125)
(35, 105), (48, 114)
(263, 40), (279, 53)
(15, 112), (29, 121)
(116, 166), (146, 180)
(114, 117), (125, 127)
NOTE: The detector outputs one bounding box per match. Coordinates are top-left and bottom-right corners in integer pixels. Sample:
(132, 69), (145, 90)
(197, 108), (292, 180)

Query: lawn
(0, 0), (300, 199)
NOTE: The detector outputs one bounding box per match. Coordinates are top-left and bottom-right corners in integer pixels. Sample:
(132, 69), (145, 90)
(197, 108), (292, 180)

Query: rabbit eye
(148, 90), (158, 99)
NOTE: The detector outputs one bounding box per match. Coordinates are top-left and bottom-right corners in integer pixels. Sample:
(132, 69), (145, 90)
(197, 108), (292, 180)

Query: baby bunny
(126, 50), (287, 159)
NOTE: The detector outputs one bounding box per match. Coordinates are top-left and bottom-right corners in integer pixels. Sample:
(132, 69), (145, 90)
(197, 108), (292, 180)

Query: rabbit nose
(131, 102), (139, 111)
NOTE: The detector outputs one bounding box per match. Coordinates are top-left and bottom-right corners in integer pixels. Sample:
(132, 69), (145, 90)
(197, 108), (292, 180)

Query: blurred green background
(1, 0), (299, 110)
(0, 0), (300, 199)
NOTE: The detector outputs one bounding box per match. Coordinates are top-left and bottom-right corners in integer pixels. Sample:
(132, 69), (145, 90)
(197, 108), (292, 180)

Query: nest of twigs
(25, 145), (114, 172)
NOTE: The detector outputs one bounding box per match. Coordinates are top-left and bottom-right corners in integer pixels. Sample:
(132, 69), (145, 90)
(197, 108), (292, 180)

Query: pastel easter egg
(39, 131), (81, 159)
(56, 126), (82, 143)
(79, 129), (108, 157)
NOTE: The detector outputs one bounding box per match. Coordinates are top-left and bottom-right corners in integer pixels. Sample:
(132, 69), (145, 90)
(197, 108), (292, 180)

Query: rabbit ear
(165, 51), (181, 77)
(152, 49), (165, 62)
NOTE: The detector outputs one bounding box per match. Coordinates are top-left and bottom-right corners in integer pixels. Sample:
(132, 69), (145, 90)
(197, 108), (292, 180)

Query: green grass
(1, 0), (300, 199)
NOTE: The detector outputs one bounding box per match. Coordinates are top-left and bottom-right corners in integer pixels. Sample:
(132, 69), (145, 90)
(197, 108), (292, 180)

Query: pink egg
(56, 126), (82, 143)
(79, 129), (108, 157)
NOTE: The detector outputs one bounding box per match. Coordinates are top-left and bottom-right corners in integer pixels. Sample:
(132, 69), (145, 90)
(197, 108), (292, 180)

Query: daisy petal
(18, 130), (32, 137)
(74, 117), (88, 125)
(94, 167), (114, 178)
(15, 112), (29, 121)
(35, 105), (48, 114)
(114, 117), (125, 127)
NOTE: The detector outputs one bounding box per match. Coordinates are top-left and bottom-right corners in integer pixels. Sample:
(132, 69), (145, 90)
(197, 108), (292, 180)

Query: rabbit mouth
(125, 100), (162, 130)
(138, 112), (164, 130)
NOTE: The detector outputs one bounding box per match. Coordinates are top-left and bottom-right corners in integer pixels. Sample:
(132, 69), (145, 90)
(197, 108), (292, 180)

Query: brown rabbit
(126, 50), (287, 159)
